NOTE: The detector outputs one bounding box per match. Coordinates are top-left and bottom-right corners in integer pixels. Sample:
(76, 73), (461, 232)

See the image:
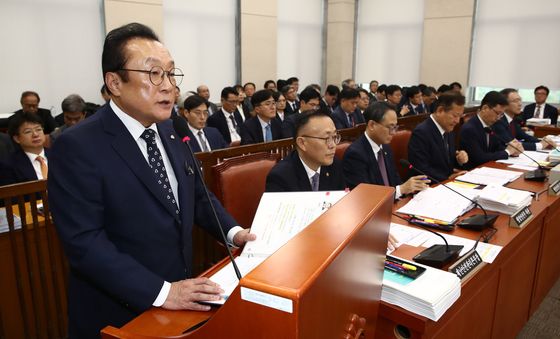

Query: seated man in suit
(385, 85), (410, 117)
(357, 88), (370, 116)
(50, 94), (87, 145)
(343, 101), (428, 197)
(494, 88), (556, 152)
(460, 91), (521, 169)
(421, 87), (437, 114)
(10, 91), (58, 134)
(282, 84), (299, 116)
(180, 95), (227, 152)
(320, 84), (339, 115)
(196, 84), (219, 116)
(408, 91), (469, 182)
(266, 110), (345, 192)
(404, 86), (427, 116)
(332, 88), (365, 129)
(207, 87), (244, 145)
(243, 82), (256, 113)
(240, 90), (283, 145)
(281, 87), (321, 138)
(368, 80), (379, 102)
(522, 85), (559, 125)
(0, 112), (48, 186)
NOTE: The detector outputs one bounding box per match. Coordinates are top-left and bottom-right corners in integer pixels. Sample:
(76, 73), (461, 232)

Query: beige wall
(104, 0), (164, 38)
(420, 0), (475, 88)
(240, 0), (278, 87)
(325, 0), (356, 87)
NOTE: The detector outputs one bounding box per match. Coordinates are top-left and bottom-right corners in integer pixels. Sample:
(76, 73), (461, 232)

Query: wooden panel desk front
(375, 162), (560, 339)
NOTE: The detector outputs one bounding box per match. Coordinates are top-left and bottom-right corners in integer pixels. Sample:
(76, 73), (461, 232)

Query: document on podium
(207, 191), (348, 304)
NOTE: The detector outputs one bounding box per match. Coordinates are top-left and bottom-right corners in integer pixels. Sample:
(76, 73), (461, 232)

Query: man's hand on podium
(162, 277), (224, 311)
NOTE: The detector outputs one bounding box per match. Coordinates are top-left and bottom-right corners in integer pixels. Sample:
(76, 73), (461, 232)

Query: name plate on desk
(448, 249), (483, 281)
(548, 179), (560, 196)
(509, 205), (533, 228)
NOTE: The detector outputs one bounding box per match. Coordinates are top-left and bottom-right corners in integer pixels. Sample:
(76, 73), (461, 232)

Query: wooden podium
(101, 184), (394, 339)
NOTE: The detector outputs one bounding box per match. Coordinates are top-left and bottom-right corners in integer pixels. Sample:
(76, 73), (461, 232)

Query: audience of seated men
(240, 90), (283, 145)
(178, 95), (227, 153)
(266, 110), (345, 192)
(332, 88), (365, 129)
(522, 85), (559, 125)
(0, 112), (49, 186)
(408, 91), (469, 182)
(206, 87), (244, 145)
(460, 91), (522, 169)
(50, 94), (87, 145)
(494, 88), (557, 152)
(10, 90), (58, 134)
(342, 101), (428, 197)
(281, 87), (322, 138)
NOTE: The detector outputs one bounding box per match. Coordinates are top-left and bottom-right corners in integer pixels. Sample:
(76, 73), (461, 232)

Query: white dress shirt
(222, 108), (241, 142)
(25, 149), (48, 180)
(364, 132), (403, 198)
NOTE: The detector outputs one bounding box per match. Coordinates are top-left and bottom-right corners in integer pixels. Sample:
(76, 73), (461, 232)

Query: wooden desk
(532, 125), (560, 138)
(375, 162), (560, 338)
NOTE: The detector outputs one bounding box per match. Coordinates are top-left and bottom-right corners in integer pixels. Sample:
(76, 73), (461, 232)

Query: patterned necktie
(141, 129), (179, 216)
(377, 149), (389, 186)
(264, 124), (272, 142)
(36, 155), (48, 179)
(311, 172), (320, 191)
(443, 133), (450, 164)
(348, 114), (355, 127)
(197, 130), (210, 152)
(534, 105), (541, 118)
(509, 120), (516, 138)
(229, 114), (240, 134)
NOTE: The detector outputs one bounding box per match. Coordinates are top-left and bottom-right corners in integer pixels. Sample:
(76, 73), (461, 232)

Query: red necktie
(509, 121), (516, 138)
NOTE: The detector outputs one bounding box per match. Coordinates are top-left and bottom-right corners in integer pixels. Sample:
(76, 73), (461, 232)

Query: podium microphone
(486, 127), (547, 181)
(172, 116), (242, 280)
(392, 213), (463, 268)
(399, 159), (498, 231)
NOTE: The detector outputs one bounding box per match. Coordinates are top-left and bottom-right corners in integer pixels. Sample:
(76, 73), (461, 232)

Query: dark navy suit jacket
(493, 115), (539, 151)
(405, 102), (427, 116)
(206, 108), (244, 144)
(47, 105), (237, 338)
(0, 148), (49, 186)
(342, 134), (401, 190)
(408, 117), (458, 182)
(284, 100), (299, 116)
(281, 112), (300, 138)
(265, 151), (346, 192)
(240, 116), (283, 145)
(459, 116), (508, 169)
(184, 126), (227, 153)
(522, 103), (558, 125)
(332, 106), (365, 129)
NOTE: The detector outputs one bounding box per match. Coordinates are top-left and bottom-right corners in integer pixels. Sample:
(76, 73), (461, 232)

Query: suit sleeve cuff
(505, 149), (511, 156)
(395, 186), (403, 199)
(227, 226), (244, 246)
(153, 281), (171, 307)
(535, 142), (543, 151)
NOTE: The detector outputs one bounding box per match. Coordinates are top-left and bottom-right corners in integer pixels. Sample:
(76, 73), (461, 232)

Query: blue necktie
(311, 172), (320, 191)
(141, 129), (179, 215)
(265, 124), (272, 142)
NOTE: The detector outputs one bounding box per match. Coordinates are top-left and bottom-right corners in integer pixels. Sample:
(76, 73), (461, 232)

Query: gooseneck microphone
(486, 127), (547, 181)
(172, 116), (242, 280)
(399, 159), (498, 231)
(392, 213), (463, 268)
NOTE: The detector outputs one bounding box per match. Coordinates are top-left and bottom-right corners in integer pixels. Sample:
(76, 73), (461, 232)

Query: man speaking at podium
(48, 23), (253, 338)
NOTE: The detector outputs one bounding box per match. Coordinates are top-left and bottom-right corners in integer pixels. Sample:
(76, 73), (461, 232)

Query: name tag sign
(509, 205), (533, 228)
(448, 249), (483, 281)
(548, 180), (560, 196)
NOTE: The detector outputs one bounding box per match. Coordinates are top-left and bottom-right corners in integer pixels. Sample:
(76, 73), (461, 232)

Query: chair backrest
(335, 142), (351, 160)
(0, 180), (68, 339)
(212, 152), (281, 228)
(389, 130), (412, 180)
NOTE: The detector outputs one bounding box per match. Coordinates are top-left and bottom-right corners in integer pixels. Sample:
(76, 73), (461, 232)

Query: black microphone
(399, 159), (498, 231)
(392, 213), (463, 268)
(486, 127), (547, 181)
(172, 116), (242, 280)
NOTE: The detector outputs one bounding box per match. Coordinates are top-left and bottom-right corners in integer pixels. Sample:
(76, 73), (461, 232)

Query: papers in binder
(497, 150), (550, 168)
(477, 185), (533, 215)
(455, 167), (522, 186)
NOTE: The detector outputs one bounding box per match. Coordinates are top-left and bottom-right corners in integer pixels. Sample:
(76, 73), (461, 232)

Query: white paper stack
(548, 149), (560, 162)
(477, 185), (533, 215)
(396, 185), (478, 224)
(455, 167), (522, 186)
(0, 209), (21, 233)
(381, 257), (461, 321)
(525, 118), (551, 126)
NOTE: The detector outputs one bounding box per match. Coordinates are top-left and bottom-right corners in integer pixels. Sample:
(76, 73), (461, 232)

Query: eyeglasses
(20, 127), (44, 136)
(491, 108), (504, 116)
(300, 133), (341, 146)
(119, 66), (184, 86)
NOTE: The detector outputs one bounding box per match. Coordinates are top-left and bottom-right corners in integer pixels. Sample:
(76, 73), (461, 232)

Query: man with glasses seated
(240, 89), (283, 145)
(281, 87), (322, 138)
(522, 85), (558, 125)
(460, 91), (521, 170)
(207, 86), (244, 145)
(408, 91), (469, 182)
(178, 95), (227, 152)
(343, 102), (429, 198)
(0, 112), (48, 186)
(266, 110), (346, 192)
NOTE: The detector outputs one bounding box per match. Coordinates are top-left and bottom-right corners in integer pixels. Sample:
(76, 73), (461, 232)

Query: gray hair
(61, 94), (86, 113)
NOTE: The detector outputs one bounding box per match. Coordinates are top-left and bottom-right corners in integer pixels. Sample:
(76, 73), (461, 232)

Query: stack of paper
(548, 149), (560, 162)
(381, 257), (461, 321)
(526, 118), (551, 126)
(0, 209), (21, 233)
(477, 185), (533, 215)
(396, 185), (478, 224)
(455, 167), (522, 186)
